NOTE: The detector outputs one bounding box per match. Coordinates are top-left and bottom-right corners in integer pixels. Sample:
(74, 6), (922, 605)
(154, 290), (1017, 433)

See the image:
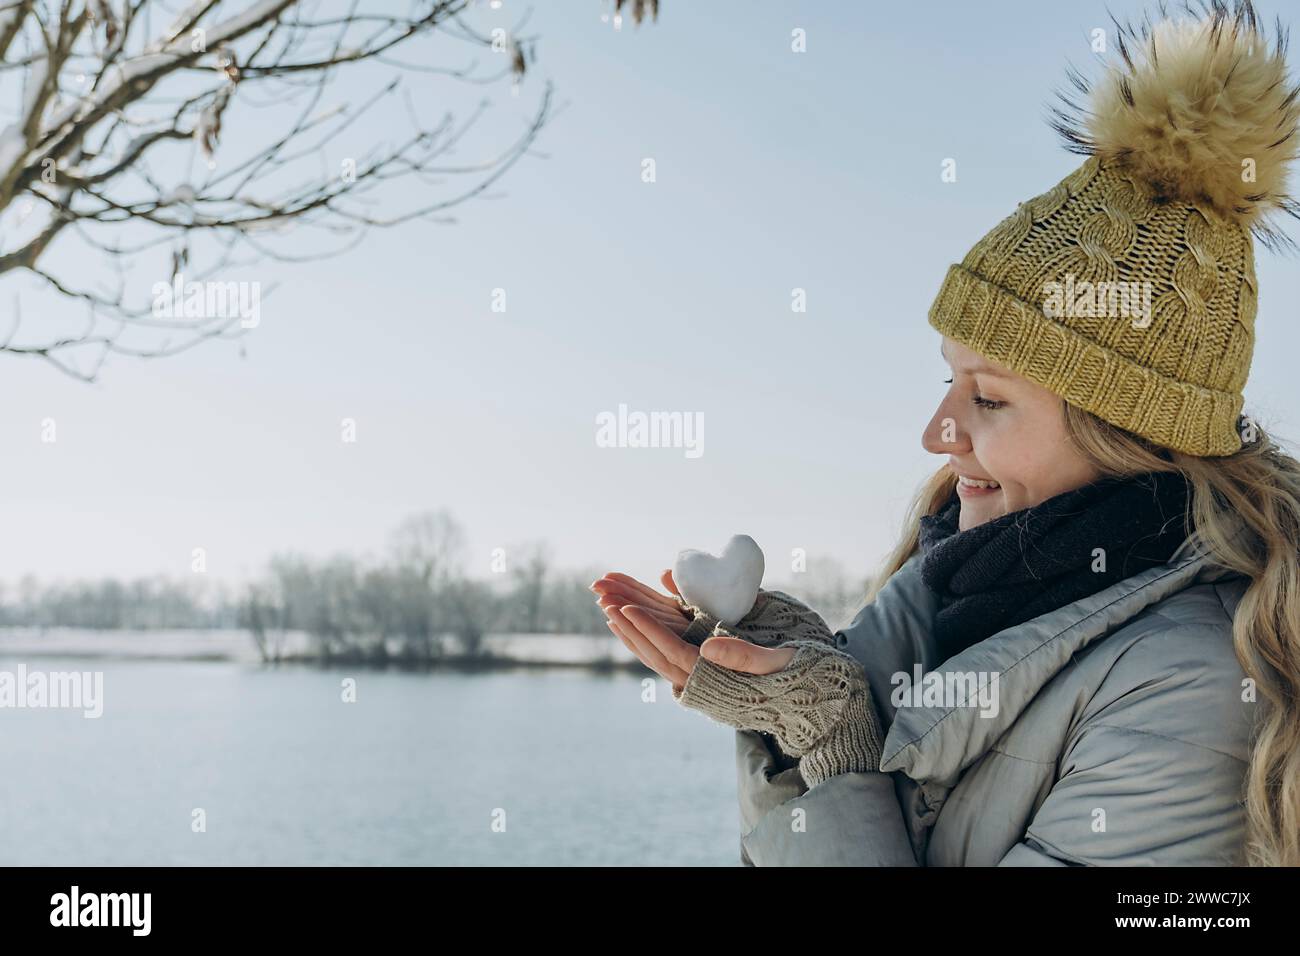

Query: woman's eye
(944, 376), (1003, 409)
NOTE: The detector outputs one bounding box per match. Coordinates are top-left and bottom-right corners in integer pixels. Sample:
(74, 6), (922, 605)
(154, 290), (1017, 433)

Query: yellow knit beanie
(928, 1), (1300, 457)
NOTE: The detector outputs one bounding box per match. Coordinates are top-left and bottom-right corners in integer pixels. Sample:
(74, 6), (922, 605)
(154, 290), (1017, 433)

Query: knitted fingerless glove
(672, 590), (884, 787)
(672, 641), (883, 785)
(677, 589), (839, 649)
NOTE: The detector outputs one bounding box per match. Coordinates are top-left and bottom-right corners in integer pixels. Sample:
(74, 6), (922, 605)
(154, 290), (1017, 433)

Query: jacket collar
(878, 510), (1249, 787)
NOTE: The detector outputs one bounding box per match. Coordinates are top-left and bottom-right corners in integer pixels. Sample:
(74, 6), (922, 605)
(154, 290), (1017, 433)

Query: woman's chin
(958, 496), (1006, 530)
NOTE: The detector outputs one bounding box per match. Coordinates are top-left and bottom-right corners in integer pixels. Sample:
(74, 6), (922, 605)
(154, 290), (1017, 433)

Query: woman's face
(922, 336), (1102, 531)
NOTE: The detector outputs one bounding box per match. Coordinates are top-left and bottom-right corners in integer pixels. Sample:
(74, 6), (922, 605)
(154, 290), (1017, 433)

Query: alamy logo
(890, 664), (1000, 718)
(152, 272), (261, 328)
(595, 403), (703, 459)
(1042, 273), (1153, 329)
(0, 664), (103, 718)
(50, 886), (151, 936)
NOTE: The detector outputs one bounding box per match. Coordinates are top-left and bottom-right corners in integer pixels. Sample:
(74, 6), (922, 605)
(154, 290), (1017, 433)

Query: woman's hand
(591, 570), (690, 637)
(593, 572), (883, 786)
(591, 570), (794, 689)
(615, 611), (794, 692)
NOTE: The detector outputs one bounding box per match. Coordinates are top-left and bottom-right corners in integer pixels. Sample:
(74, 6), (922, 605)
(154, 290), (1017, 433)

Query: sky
(1, 0), (1297, 590)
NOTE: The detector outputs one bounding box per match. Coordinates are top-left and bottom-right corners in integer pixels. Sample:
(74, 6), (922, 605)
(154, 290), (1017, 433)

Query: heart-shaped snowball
(673, 534), (765, 626)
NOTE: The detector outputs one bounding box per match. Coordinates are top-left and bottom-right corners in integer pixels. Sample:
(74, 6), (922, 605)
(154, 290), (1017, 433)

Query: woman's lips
(956, 475), (1001, 497)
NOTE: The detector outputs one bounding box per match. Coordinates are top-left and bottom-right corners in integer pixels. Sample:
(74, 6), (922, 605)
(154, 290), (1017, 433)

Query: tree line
(0, 511), (869, 666)
(241, 513), (609, 664)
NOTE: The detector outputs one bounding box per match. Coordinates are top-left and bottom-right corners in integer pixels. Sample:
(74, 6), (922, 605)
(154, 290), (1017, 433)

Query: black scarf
(916, 470), (1192, 662)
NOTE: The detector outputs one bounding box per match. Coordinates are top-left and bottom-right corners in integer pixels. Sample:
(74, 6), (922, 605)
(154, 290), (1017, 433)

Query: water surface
(0, 657), (739, 865)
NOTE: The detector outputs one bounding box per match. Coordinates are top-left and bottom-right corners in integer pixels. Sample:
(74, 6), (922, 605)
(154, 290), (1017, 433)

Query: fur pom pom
(1049, 0), (1300, 250)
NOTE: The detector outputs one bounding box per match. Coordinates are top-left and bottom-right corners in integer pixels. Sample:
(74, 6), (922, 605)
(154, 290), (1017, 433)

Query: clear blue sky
(1, 0), (1297, 587)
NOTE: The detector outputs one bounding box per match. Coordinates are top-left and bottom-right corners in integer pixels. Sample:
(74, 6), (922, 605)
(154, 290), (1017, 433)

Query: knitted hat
(928, 1), (1300, 457)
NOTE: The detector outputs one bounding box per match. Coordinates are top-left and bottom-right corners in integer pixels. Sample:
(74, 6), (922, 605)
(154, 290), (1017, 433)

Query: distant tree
(540, 567), (609, 635)
(505, 541), (549, 632)
(388, 509), (469, 646)
(389, 511), (466, 585)
(443, 576), (496, 657)
(242, 581), (290, 663)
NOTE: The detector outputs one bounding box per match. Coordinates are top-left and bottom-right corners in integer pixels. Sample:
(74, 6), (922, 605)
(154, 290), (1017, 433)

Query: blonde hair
(867, 401), (1300, 867)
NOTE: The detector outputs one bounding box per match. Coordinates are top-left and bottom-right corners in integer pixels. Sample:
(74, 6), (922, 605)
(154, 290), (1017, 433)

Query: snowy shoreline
(0, 627), (642, 670)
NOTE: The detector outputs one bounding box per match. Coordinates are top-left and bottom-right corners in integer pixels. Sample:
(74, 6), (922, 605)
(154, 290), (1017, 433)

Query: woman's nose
(921, 399), (970, 456)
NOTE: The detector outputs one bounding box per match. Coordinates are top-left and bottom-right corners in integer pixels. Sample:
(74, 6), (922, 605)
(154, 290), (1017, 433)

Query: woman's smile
(955, 474), (1001, 496)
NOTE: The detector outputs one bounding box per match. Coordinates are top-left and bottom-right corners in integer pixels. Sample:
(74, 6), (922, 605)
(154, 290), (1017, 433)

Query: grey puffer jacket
(735, 514), (1257, 866)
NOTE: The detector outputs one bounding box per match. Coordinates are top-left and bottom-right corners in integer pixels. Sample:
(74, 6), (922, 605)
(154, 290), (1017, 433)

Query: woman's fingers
(607, 607), (693, 686)
(607, 600), (685, 633)
(591, 572), (657, 600)
(595, 586), (673, 617)
(592, 575), (688, 629)
(607, 622), (639, 658)
(699, 637), (796, 675)
(598, 596), (686, 634)
(609, 621), (689, 688)
(660, 569), (681, 597)
(620, 605), (699, 677)
(608, 614), (681, 684)
(591, 572), (681, 614)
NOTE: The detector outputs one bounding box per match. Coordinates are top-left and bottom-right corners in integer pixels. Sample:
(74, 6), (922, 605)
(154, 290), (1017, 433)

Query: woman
(595, 1), (1300, 866)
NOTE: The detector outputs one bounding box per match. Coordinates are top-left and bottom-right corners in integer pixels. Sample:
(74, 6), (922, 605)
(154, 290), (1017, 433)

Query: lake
(0, 654), (741, 865)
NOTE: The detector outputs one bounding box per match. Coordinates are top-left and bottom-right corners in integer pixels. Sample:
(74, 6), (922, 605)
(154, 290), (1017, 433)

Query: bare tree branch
(0, 0), (578, 379)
